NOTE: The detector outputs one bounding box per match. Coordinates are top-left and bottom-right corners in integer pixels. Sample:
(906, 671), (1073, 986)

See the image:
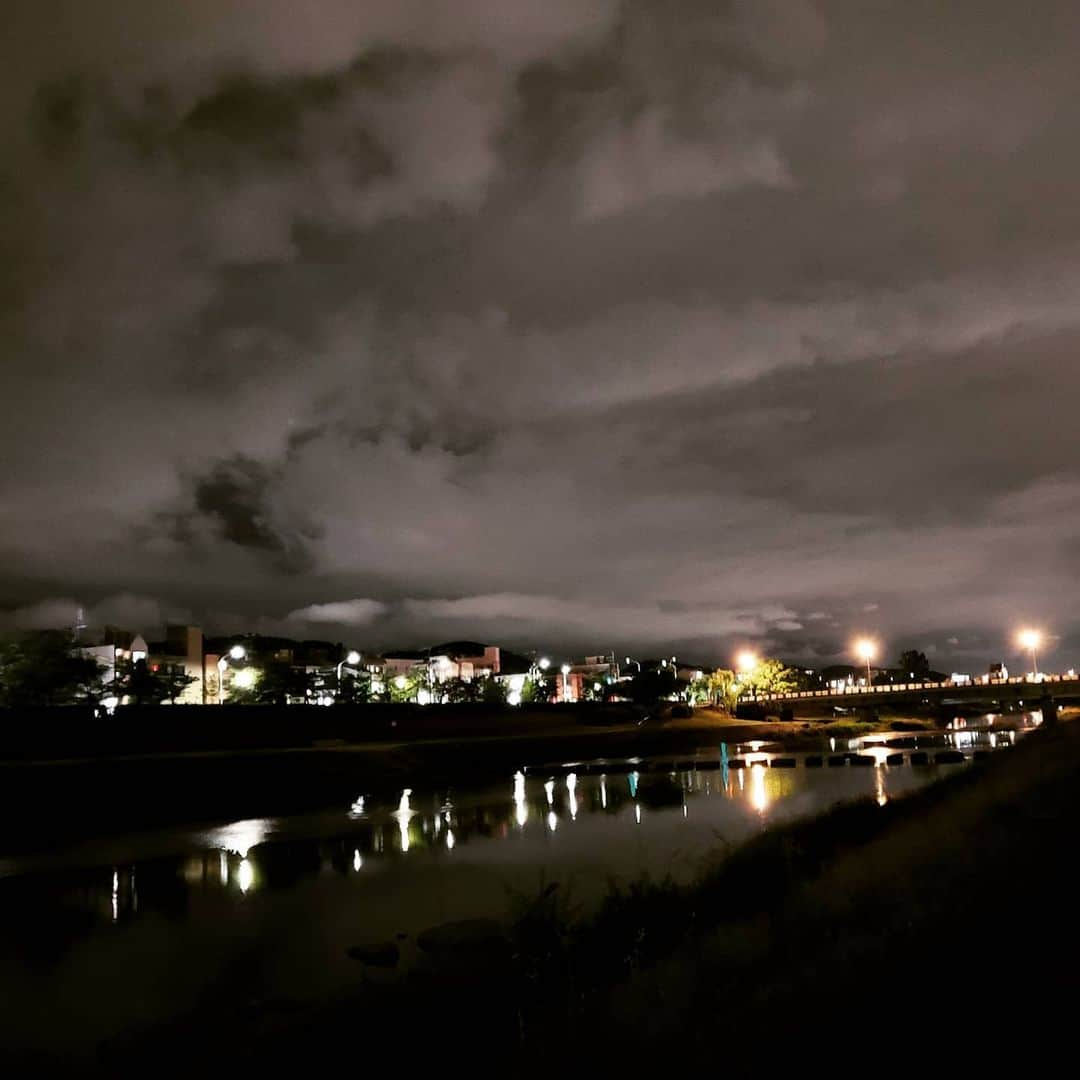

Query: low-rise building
(148, 625), (207, 704)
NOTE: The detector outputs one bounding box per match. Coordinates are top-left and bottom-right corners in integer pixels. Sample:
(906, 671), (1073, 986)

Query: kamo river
(0, 720), (1034, 1061)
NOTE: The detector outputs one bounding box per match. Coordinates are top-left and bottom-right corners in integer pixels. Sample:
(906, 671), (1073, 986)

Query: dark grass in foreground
(23, 719), (1080, 1075)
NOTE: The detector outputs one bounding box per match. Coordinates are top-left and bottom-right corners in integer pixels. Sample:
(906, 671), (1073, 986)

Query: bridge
(744, 673), (1080, 717)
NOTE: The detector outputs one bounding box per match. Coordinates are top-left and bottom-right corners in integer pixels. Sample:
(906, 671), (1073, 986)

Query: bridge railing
(745, 673), (1071, 704)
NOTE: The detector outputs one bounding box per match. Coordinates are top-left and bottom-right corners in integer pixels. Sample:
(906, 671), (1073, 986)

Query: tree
(628, 666), (677, 705)
(521, 673), (553, 704)
(337, 670), (371, 706)
(119, 659), (196, 705)
(227, 661), (311, 705)
(898, 650), (931, 679)
(691, 669), (734, 712)
(740, 659), (800, 698)
(582, 677), (612, 703)
(386, 669), (426, 704)
(480, 676), (508, 705)
(443, 676), (481, 704)
(0, 631), (107, 707)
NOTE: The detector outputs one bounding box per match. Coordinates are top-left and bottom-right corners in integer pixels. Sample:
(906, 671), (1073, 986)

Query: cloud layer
(3, 1), (1080, 670)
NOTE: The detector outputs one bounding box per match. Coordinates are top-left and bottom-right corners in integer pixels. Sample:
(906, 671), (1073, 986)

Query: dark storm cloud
(169, 454), (320, 573)
(3, 1), (1080, 670)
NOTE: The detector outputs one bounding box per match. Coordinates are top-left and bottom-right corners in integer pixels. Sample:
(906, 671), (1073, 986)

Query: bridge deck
(747, 674), (1080, 707)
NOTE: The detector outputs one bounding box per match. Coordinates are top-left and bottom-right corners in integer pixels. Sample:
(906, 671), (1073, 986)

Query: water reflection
(750, 764), (768, 815)
(4, 720), (1042, 950)
(209, 819), (270, 859)
(514, 771), (528, 828)
(875, 768), (888, 807)
(394, 790), (415, 854)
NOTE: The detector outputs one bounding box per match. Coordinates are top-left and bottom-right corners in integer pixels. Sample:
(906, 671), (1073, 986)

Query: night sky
(3, 1), (1079, 669)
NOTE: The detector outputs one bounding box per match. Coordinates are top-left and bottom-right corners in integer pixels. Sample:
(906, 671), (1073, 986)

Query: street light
(217, 644), (246, 705)
(854, 639), (877, 688)
(336, 649), (362, 700)
(561, 663), (571, 702)
(1017, 629), (1042, 678)
(539, 657), (551, 671)
(736, 651), (759, 676)
(625, 656), (642, 673)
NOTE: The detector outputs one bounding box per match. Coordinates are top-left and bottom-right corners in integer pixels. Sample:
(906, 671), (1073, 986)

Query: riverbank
(34, 712), (1075, 1074)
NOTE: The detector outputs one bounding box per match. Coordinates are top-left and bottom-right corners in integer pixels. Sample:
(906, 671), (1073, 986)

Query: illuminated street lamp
(625, 656), (642, 673)
(854, 638), (877, 688)
(539, 657), (551, 671)
(561, 663), (571, 702)
(217, 644), (246, 705)
(736, 651), (759, 676)
(336, 649), (362, 699)
(1017, 629), (1042, 678)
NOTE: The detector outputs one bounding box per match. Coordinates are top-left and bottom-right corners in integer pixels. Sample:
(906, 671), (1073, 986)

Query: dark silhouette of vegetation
(0, 631), (105, 707)
(336, 670), (370, 706)
(898, 649), (932, 677)
(226, 661), (311, 705)
(627, 666), (677, 704)
(119, 659), (196, 705)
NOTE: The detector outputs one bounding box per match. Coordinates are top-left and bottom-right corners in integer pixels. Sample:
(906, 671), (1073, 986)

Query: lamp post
(735, 651), (759, 700)
(336, 650), (362, 700)
(1018, 629), (1042, 679)
(624, 656), (641, 674)
(561, 663), (571, 703)
(217, 644), (246, 705)
(854, 639), (877, 689)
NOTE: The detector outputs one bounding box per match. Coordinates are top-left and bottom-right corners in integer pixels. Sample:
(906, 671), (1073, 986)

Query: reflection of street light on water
(514, 771), (528, 828)
(750, 763), (768, 814)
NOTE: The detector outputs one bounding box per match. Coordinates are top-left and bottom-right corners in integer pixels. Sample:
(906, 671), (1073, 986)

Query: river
(0, 720), (1032, 1062)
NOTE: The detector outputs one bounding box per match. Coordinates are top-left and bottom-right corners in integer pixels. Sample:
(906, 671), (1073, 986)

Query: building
(428, 641), (502, 682)
(148, 625), (206, 704)
(79, 627), (149, 694)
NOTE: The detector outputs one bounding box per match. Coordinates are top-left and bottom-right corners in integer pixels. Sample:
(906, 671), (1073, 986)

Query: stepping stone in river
(935, 750), (966, 764)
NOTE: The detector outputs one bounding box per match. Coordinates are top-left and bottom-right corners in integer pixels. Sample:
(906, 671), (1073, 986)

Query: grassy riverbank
(57, 713), (1078, 1075)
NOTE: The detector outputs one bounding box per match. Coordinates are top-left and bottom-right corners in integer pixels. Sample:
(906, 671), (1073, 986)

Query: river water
(0, 722), (1031, 1061)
